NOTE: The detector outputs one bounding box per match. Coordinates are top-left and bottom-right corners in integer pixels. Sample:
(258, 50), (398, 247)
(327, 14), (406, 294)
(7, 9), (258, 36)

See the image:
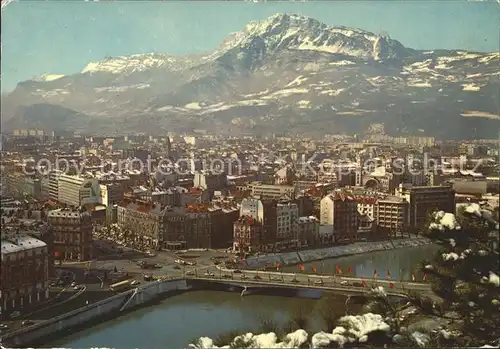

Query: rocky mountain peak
(219, 13), (411, 62)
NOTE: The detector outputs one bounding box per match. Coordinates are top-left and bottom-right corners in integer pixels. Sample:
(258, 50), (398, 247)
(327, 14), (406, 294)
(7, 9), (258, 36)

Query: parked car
(0, 324), (8, 330)
(340, 281), (349, 286)
(314, 279), (324, 285)
(233, 269), (242, 274)
(186, 270), (195, 276)
(222, 274), (232, 279)
(240, 275), (248, 280)
(291, 278), (300, 283)
(204, 272), (215, 277)
(71, 282), (77, 287)
(130, 280), (140, 286)
(254, 275), (263, 280)
(21, 320), (34, 326)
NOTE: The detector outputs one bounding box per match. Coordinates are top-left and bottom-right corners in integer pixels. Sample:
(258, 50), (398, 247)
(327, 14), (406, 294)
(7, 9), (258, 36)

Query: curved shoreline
(243, 237), (432, 269)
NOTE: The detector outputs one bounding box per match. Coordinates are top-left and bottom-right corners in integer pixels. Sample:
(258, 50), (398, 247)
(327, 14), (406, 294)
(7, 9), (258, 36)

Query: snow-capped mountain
(2, 13), (499, 138)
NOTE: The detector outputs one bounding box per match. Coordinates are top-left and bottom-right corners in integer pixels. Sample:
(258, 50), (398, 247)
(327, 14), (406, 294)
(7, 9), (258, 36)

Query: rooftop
(1, 234), (47, 257)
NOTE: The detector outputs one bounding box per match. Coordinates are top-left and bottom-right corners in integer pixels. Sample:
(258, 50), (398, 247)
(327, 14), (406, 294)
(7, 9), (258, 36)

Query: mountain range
(2, 13), (499, 139)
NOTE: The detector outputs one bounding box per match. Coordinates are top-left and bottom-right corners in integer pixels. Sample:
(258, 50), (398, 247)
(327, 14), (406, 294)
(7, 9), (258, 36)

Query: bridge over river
(184, 267), (433, 297)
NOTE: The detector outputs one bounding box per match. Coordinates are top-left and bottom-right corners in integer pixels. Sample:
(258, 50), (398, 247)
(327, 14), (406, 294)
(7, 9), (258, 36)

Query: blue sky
(2, 1), (498, 92)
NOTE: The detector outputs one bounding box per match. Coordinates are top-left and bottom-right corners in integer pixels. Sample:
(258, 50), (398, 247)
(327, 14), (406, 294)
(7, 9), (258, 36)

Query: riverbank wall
(245, 237), (431, 268)
(1, 279), (189, 348)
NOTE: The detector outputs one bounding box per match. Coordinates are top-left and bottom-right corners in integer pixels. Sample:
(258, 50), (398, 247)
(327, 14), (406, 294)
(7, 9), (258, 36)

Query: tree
(417, 205), (500, 347)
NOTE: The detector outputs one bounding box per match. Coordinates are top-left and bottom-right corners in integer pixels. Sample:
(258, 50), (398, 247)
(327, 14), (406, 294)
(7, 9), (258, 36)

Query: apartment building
(180, 205), (212, 249)
(193, 171), (228, 191)
(57, 174), (102, 207)
(100, 183), (125, 207)
(317, 171), (337, 185)
(355, 196), (377, 236)
(233, 215), (264, 253)
(395, 184), (455, 229)
(1, 234), (50, 315)
(247, 182), (296, 200)
(116, 200), (224, 250)
(149, 186), (198, 207)
(374, 195), (409, 237)
(47, 209), (93, 261)
(297, 216), (320, 246)
(276, 201), (299, 249)
(5, 172), (42, 200)
(116, 201), (165, 251)
(293, 195), (315, 217)
(293, 180), (318, 193)
(208, 203), (240, 248)
(239, 197), (277, 249)
(320, 191), (358, 243)
(48, 170), (62, 201)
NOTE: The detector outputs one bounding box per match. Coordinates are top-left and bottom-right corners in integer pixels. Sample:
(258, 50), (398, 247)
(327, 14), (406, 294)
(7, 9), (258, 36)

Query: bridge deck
(186, 274), (431, 298)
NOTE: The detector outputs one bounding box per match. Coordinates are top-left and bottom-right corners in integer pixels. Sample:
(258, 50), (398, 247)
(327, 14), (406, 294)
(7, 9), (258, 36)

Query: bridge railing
(188, 267), (430, 289)
(187, 276), (413, 296)
(185, 272), (431, 293)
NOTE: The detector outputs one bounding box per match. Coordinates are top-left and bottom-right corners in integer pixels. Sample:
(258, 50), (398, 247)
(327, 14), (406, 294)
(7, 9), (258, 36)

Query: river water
(283, 245), (440, 281)
(49, 245), (437, 349)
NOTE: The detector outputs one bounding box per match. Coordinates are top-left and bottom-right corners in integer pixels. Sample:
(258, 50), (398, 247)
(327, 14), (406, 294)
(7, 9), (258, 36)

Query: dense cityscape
(0, 128), (499, 347)
(1, 1), (499, 348)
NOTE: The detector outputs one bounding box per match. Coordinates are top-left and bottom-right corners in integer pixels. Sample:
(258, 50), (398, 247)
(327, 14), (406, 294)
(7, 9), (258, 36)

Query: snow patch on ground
(189, 329), (308, 349)
(285, 76), (308, 88)
(489, 272), (500, 287)
(262, 88), (309, 99)
(429, 211), (461, 231)
(297, 100), (311, 108)
(34, 74), (65, 82)
(312, 313), (390, 347)
(319, 88), (345, 96)
(94, 84), (150, 93)
(407, 80), (432, 88)
(32, 89), (70, 97)
(243, 89), (270, 98)
(461, 111), (500, 120)
(462, 83), (481, 92)
(328, 60), (356, 66)
(189, 314), (390, 348)
(185, 102), (202, 110)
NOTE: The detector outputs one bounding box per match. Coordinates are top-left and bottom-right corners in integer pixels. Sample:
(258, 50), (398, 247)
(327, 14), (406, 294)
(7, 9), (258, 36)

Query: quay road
(181, 266), (433, 297)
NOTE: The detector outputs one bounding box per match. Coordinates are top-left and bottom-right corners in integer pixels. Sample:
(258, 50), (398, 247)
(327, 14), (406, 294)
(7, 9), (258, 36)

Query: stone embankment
(244, 237), (431, 269)
(1, 279), (189, 348)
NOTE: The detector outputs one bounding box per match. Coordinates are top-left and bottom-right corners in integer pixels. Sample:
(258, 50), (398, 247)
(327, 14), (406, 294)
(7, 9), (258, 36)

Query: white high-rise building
(57, 174), (101, 207)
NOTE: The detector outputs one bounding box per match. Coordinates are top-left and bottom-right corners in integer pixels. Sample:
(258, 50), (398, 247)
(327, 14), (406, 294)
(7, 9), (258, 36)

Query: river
(48, 244), (437, 348)
(283, 245), (440, 281)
